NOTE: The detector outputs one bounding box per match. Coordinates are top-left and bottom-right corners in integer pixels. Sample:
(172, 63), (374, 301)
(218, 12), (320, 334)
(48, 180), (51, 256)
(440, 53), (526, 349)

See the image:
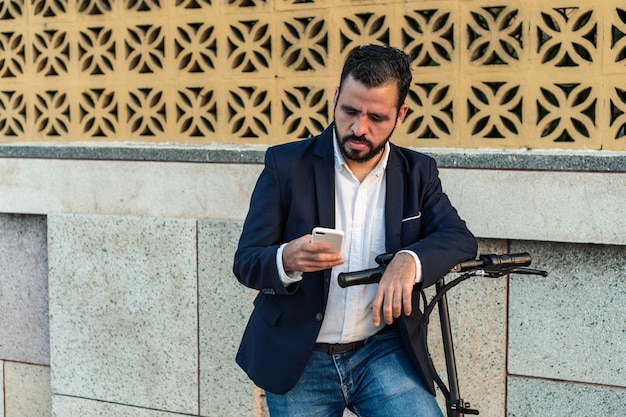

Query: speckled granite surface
(508, 241), (626, 388)
(47, 214), (199, 414)
(0, 214), (49, 365)
(52, 395), (191, 417)
(3, 363), (50, 417)
(507, 376), (626, 417)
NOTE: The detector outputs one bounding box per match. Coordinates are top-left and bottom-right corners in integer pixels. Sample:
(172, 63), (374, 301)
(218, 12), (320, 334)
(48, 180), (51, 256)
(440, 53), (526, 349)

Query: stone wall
(0, 146), (624, 416)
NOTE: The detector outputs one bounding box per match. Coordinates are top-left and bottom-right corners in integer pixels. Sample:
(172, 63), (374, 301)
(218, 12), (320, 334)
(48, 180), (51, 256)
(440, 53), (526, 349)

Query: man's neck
(345, 157), (382, 182)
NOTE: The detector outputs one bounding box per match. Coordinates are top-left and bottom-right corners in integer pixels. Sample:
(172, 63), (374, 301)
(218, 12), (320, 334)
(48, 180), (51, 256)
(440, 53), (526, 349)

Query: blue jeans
(265, 329), (443, 417)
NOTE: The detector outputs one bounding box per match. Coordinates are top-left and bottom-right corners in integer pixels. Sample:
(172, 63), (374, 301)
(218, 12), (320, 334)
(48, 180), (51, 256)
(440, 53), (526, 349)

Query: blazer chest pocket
(401, 212), (422, 241)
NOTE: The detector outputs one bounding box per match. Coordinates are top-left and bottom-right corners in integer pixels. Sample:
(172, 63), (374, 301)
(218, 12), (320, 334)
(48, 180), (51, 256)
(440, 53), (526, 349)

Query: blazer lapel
(385, 145), (405, 253)
(314, 127), (335, 229)
(313, 127), (336, 299)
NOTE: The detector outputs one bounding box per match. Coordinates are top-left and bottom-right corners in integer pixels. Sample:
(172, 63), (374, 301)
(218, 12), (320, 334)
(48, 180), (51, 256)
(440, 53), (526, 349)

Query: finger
(309, 241), (333, 252)
(392, 287), (403, 318)
(371, 292), (383, 326)
(383, 288), (395, 324)
(313, 251), (342, 261)
(402, 286), (413, 316)
(302, 252), (344, 272)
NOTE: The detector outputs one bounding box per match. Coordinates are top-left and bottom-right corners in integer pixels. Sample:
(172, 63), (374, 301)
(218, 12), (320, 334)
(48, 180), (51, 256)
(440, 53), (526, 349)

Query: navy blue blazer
(233, 125), (477, 395)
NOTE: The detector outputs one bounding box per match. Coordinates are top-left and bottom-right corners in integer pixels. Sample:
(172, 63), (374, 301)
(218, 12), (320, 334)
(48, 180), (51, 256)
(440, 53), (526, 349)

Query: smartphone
(311, 227), (344, 253)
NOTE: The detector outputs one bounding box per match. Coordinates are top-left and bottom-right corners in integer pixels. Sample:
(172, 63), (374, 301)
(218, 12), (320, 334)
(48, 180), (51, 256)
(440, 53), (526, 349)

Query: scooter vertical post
(436, 278), (462, 417)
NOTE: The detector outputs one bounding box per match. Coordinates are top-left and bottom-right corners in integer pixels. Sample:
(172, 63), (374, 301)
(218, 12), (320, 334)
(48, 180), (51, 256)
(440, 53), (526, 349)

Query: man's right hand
(282, 235), (344, 273)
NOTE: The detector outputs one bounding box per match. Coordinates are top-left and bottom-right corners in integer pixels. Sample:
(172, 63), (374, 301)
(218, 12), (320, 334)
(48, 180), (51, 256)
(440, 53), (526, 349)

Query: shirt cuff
(397, 249), (423, 284)
(277, 243), (303, 286)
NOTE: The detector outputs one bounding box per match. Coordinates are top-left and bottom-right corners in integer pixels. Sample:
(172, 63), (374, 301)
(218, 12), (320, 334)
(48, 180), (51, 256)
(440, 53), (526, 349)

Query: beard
(334, 124), (394, 163)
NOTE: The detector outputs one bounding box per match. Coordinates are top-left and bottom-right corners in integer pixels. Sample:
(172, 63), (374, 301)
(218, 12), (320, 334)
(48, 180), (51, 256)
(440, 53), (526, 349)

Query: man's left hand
(370, 252), (416, 326)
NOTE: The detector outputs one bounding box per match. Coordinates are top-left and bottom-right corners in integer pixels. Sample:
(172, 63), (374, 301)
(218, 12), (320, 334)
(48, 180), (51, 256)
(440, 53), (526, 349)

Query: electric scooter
(338, 252), (548, 417)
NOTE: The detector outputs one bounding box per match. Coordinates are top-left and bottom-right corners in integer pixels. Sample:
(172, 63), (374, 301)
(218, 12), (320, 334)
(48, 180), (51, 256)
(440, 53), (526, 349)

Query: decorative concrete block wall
(1, 2), (625, 151)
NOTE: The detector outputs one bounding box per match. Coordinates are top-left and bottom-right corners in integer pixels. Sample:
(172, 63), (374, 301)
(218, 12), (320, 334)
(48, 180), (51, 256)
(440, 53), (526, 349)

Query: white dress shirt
(276, 134), (422, 344)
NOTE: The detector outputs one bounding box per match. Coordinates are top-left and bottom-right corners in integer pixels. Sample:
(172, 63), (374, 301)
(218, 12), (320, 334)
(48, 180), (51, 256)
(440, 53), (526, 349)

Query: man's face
(333, 75), (408, 164)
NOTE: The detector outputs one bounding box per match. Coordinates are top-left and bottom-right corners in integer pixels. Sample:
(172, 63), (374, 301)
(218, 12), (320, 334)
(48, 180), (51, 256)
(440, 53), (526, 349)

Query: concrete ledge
(1, 143), (625, 172)
(2, 156), (624, 245)
(0, 158), (260, 220)
(441, 169), (626, 245)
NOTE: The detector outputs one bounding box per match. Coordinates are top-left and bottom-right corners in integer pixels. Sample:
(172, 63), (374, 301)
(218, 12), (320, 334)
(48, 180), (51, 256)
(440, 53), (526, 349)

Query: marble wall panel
(507, 376), (626, 417)
(427, 239), (509, 417)
(0, 214), (49, 364)
(3, 362), (51, 417)
(508, 241), (626, 387)
(198, 220), (256, 416)
(0, 361), (4, 415)
(48, 214), (199, 414)
(52, 395), (194, 417)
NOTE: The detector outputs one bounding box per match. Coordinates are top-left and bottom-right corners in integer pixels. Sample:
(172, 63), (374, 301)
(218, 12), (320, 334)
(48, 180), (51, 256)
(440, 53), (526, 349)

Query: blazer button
(315, 313), (323, 321)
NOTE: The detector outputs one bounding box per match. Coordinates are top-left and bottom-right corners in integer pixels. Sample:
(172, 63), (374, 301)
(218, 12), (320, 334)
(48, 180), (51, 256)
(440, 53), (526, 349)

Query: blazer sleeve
(405, 157), (477, 287)
(233, 148), (296, 295)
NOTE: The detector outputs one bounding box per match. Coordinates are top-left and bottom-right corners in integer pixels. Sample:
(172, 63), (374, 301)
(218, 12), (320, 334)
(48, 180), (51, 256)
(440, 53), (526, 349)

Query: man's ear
(333, 86), (340, 107)
(395, 104), (409, 127)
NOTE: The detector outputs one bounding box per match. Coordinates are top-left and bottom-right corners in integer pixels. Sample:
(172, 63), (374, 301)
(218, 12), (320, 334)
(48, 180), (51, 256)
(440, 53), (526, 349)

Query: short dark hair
(339, 45), (412, 109)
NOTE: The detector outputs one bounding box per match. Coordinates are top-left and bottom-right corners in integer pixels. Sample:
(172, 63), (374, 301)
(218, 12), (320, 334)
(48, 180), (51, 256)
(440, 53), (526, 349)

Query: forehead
(337, 75), (399, 111)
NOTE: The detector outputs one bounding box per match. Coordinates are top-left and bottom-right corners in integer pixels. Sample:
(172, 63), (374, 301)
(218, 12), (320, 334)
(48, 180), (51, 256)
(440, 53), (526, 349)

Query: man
(233, 45), (477, 416)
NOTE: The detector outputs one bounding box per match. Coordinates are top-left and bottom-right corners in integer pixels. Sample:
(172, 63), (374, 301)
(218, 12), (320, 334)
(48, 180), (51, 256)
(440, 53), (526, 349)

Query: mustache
(342, 134), (371, 145)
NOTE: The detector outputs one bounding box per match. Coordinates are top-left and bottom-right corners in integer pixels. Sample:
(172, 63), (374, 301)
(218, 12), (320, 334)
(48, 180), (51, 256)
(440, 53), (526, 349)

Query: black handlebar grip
(451, 252), (532, 273)
(337, 266), (384, 288)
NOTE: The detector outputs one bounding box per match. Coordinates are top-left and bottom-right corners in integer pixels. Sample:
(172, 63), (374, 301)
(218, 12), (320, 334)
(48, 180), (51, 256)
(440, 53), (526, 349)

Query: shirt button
(315, 313), (323, 321)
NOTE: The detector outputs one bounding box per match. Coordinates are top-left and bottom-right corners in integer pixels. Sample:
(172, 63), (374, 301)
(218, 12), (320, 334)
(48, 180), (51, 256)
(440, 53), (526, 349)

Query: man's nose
(352, 116), (369, 137)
